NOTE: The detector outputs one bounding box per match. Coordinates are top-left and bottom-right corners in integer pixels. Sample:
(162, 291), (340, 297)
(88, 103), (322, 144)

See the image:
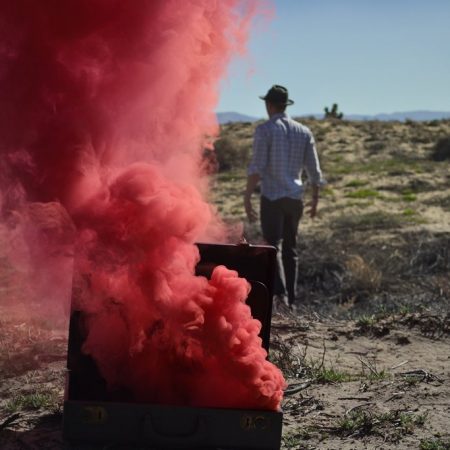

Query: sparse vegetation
(402, 208), (416, 216)
(333, 211), (403, 230)
(345, 188), (380, 199)
(312, 366), (353, 383)
(402, 190), (418, 201)
(327, 157), (433, 177)
(335, 409), (427, 440)
(420, 438), (450, 450)
(5, 392), (58, 413)
(269, 339), (304, 379)
(282, 429), (314, 450)
(212, 118), (450, 450)
(430, 136), (450, 161)
(2, 118), (450, 450)
(356, 314), (378, 328)
(345, 179), (367, 188)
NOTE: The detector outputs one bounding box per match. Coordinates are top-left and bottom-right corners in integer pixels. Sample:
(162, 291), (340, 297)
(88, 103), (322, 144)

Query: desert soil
(1, 118), (449, 449)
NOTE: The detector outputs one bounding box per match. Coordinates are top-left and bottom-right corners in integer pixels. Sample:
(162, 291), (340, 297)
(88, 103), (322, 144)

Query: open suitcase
(63, 243), (283, 449)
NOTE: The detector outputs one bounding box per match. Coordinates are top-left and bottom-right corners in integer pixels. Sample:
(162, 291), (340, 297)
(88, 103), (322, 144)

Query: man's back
(249, 112), (321, 200)
(244, 84), (324, 307)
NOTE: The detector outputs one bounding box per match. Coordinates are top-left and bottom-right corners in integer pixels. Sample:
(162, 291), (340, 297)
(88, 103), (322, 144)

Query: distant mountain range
(343, 111), (450, 121)
(216, 112), (261, 124)
(217, 110), (450, 124)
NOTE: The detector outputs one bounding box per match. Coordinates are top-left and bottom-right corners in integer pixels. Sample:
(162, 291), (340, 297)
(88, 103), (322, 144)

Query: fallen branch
(345, 403), (373, 417)
(398, 369), (443, 383)
(284, 380), (312, 396)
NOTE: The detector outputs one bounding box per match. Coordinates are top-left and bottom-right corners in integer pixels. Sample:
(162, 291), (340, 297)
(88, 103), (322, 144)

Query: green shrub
(345, 179), (367, 188)
(345, 189), (380, 199)
(402, 191), (417, 201)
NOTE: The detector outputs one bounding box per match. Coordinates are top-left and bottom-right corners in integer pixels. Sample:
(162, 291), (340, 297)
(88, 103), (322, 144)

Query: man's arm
(307, 184), (320, 218)
(244, 125), (268, 222)
(244, 173), (260, 222)
(304, 132), (323, 219)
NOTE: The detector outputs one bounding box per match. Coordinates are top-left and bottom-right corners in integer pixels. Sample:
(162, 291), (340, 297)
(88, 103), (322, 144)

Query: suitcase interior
(64, 243), (282, 449)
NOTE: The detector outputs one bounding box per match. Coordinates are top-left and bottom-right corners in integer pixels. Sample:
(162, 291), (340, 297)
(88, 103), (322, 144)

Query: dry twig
(398, 369), (443, 383)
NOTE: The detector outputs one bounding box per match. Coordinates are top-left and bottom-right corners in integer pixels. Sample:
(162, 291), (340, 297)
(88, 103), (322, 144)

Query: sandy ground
(273, 311), (450, 449)
(0, 306), (449, 449)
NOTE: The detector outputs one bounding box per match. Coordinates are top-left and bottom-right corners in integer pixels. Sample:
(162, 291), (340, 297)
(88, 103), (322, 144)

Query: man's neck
(269, 111), (287, 119)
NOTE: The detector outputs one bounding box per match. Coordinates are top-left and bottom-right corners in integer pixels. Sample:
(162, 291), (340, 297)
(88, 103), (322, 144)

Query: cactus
(324, 103), (343, 119)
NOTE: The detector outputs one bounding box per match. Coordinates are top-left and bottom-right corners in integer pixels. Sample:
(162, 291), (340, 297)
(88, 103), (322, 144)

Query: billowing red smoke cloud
(0, 1), (285, 409)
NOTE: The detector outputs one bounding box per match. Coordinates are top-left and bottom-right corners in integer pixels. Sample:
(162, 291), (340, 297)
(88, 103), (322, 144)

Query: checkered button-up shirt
(248, 112), (323, 201)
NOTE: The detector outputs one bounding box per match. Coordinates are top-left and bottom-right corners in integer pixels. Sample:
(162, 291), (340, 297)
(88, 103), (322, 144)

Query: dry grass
(344, 254), (382, 296)
(214, 118), (450, 319)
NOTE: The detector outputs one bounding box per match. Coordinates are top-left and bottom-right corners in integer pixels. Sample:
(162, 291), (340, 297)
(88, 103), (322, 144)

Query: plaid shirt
(248, 112), (323, 200)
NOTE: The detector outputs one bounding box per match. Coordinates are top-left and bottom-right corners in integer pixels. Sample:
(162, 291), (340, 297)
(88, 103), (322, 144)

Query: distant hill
(217, 110), (450, 123)
(216, 112), (260, 124)
(344, 111), (450, 121)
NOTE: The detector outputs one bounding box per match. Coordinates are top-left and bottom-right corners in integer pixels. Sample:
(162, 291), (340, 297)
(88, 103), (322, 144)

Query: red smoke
(0, 1), (285, 410)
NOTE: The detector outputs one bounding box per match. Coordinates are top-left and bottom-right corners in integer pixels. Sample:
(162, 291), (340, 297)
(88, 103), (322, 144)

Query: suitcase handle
(142, 414), (207, 446)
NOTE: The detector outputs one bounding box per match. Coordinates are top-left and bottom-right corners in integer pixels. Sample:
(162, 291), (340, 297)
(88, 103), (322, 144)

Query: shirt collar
(270, 112), (289, 121)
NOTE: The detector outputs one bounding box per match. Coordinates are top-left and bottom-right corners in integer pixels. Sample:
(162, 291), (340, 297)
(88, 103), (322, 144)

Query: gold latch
(240, 414), (270, 431)
(82, 406), (108, 424)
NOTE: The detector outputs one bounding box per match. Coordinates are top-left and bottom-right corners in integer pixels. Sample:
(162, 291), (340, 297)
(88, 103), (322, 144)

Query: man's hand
(244, 195), (258, 222)
(306, 185), (320, 219)
(306, 196), (319, 218)
(244, 173), (261, 223)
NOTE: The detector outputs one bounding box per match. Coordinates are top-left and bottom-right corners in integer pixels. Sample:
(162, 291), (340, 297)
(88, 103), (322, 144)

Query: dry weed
(344, 254), (382, 294)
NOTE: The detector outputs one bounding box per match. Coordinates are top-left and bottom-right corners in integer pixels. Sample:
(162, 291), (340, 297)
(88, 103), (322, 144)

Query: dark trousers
(260, 196), (303, 304)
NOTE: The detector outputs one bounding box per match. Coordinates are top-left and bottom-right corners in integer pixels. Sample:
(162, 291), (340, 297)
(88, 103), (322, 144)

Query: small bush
(346, 189), (380, 199)
(345, 254), (382, 293)
(402, 208), (416, 216)
(313, 366), (353, 383)
(402, 190), (417, 202)
(345, 179), (367, 188)
(430, 136), (450, 161)
(213, 136), (250, 171)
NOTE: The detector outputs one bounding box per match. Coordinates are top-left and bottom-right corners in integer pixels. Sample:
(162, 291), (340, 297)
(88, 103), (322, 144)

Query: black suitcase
(63, 243), (282, 449)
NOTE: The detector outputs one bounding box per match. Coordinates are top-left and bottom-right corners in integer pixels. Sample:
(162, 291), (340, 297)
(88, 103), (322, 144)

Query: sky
(217, 0), (450, 117)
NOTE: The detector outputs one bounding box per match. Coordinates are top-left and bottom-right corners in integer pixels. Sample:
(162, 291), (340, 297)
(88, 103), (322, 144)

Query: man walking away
(244, 85), (324, 309)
